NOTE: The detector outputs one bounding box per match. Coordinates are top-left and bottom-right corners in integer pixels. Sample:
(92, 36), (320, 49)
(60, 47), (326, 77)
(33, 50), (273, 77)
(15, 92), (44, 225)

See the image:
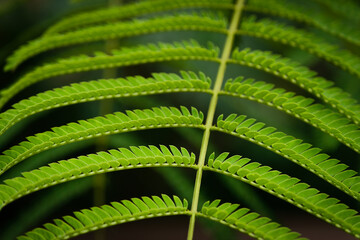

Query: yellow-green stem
(186, 0), (245, 239)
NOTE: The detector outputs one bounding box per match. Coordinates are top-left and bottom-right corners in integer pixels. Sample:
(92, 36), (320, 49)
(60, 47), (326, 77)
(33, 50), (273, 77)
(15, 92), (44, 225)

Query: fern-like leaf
(221, 77), (360, 153)
(44, 0), (233, 35)
(2, 0), (359, 239)
(238, 16), (360, 78)
(0, 178), (92, 240)
(199, 200), (306, 240)
(0, 41), (219, 109)
(0, 71), (211, 136)
(17, 195), (189, 240)
(0, 106), (204, 175)
(245, 0), (360, 46)
(5, 13), (227, 71)
(229, 48), (360, 125)
(0, 145), (196, 210)
(213, 114), (360, 200)
(312, 0), (360, 24)
(204, 153), (360, 238)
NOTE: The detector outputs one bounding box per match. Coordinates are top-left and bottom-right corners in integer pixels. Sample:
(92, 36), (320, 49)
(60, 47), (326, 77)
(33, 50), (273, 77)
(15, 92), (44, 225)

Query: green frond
(0, 71), (212, 136)
(221, 77), (360, 153)
(238, 16), (360, 78)
(312, 0), (360, 23)
(0, 106), (204, 175)
(204, 153), (360, 238)
(245, 0), (310, 26)
(17, 195), (189, 240)
(0, 145), (196, 209)
(0, 178), (91, 240)
(6, 13), (227, 71)
(199, 200), (306, 240)
(229, 48), (360, 125)
(2, 0), (359, 239)
(213, 114), (360, 201)
(245, 0), (360, 46)
(0, 41), (219, 109)
(45, 0), (233, 35)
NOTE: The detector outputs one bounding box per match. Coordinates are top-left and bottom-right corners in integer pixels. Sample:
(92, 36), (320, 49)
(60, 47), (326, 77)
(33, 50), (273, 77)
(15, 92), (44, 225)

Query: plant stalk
(186, 0), (245, 239)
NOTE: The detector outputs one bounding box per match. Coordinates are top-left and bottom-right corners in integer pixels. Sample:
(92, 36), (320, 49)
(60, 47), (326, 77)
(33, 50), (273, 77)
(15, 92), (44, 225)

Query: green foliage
(0, 71), (211, 135)
(0, 145), (196, 209)
(1, 0), (359, 239)
(245, 0), (360, 46)
(44, 0), (233, 35)
(214, 114), (360, 200)
(0, 41), (219, 109)
(200, 199), (306, 239)
(222, 77), (360, 152)
(5, 13), (227, 71)
(18, 194), (189, 240)
(0, 106), (204, 174)
(229, 48), (360, 125)
(205, 152), (360, 236)
(238, 16), (360, 78)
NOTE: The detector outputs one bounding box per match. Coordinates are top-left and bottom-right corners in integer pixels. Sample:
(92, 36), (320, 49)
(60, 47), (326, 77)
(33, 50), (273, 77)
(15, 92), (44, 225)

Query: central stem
(186, 0), (245, 239)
